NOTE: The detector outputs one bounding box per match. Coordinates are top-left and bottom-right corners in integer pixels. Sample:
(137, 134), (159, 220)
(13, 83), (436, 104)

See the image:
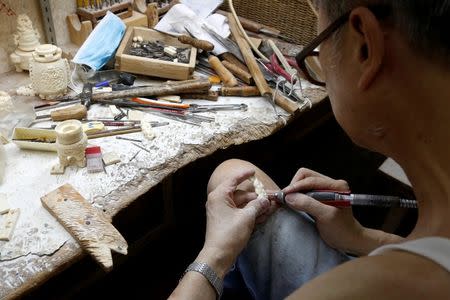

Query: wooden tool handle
(183, 91), (219, 101)
(273, 91), (299, 114)
(217, 9), (280, 34)
(208, 55), (238, 87)
(220, 86), (260, 97)
(222, 60), (253, 85)
(146, 3), (159, 28)
(228, 13), (272, 96)
(221, 52), (249, 73)
(157, 0), (180, 14)
(92, 79), (212, 101)
(178, 35), (214, 52)
(51, 104), (87, 121)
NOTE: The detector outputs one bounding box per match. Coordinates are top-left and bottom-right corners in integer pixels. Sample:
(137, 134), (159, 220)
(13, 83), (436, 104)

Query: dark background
(23, 101), (417, 299)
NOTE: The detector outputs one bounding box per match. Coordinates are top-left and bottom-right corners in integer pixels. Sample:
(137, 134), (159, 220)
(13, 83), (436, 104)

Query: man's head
(307, 1), (450, 153)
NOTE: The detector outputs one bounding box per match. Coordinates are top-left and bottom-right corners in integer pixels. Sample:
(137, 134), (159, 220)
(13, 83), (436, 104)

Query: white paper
(180, 0), (223, 19)
(155, 4), (230, 55)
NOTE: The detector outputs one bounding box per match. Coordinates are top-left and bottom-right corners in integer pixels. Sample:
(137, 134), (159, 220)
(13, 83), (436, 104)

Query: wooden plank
(41, 184), (128, 271)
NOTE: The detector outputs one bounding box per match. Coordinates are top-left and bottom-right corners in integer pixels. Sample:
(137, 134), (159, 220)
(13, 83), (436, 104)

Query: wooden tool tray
(77, 1), (133, 28)
(115, 27), (197, 80)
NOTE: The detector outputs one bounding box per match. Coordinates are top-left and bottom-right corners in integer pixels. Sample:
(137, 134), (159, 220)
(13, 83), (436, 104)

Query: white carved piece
(9, 14), (41, 72)
(102, 152), (121, 166)
(250, 176), (268, 199)
(29, 44), (70, 100)
(53, 120), (88, 175)
(0, 209), (20, 241)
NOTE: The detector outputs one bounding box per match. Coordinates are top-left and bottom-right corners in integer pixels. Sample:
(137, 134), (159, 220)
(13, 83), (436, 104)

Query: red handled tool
(268, 190), (417, 209)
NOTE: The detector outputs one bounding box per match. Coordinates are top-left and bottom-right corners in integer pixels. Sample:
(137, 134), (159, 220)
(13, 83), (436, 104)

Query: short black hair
(316, 0), (450, 66)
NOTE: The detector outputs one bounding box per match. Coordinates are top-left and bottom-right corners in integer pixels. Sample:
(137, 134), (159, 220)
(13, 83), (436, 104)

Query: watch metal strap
(185, 261), (223, 299)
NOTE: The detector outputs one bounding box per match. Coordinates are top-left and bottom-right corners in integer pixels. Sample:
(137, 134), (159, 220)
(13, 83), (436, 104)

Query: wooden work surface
(0, 71), (327, 299)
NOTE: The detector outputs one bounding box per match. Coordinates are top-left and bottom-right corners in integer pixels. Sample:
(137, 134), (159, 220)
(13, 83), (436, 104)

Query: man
(170, 0), (450, 299)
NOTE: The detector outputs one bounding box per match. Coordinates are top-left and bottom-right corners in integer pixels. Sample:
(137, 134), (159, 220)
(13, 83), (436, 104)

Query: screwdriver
(35, 104), (87, 122)
(267, 191), (418, 209)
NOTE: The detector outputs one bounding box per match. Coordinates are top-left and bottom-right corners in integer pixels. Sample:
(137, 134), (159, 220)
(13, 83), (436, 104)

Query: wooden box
(115, 27), (197, 80)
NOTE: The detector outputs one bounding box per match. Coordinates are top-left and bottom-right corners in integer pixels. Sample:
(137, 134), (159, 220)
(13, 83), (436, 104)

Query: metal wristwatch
(184, 261), (223, 299)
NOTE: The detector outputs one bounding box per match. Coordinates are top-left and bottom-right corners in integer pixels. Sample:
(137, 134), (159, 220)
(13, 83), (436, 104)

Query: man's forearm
(168, 247), (233, 300)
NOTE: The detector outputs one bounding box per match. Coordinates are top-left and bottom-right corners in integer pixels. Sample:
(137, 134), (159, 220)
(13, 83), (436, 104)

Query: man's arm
(168, 248), (229, 300)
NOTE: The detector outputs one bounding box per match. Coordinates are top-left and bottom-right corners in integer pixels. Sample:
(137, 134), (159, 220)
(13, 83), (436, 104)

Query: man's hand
(283, 168), (402, 255)
(201, 169), (270, 276)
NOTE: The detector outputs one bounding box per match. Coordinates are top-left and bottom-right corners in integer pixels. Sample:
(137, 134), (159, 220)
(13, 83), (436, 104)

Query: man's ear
(348, 7), (385, 90)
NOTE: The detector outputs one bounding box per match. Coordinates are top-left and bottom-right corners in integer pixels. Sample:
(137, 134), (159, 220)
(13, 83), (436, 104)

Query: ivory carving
(9, 14), (41, 72)
(53, 120), (88, 174)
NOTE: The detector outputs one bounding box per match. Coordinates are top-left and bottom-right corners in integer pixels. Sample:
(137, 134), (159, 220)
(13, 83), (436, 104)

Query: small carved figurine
(52, 120), (88, 175)
(9, 14), (41, 72)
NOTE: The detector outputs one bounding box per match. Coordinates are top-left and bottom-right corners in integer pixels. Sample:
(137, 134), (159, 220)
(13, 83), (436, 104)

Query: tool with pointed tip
(268, 191), (417, 208)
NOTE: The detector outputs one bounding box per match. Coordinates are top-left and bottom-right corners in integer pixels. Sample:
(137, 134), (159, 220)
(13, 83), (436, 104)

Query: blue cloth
(73, 11), (126, 71)
(225, 207), (352, 300)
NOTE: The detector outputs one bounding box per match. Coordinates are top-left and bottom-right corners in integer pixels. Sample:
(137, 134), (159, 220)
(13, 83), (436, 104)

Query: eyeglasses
(296, 5), (390, 87)
(295, 11), (351, 86)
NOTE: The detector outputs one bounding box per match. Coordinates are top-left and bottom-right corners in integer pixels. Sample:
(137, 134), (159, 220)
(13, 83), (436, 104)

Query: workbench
(0, 71), (327, 299)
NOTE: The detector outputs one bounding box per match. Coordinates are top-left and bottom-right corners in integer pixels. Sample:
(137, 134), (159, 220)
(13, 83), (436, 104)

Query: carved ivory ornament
(53, 120), (88, 174)
(9, 14), (41, 72)
(29, 44), (70, 100)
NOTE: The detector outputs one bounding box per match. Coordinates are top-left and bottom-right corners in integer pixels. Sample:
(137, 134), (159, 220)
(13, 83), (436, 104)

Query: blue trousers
(225, 207), (352, 300)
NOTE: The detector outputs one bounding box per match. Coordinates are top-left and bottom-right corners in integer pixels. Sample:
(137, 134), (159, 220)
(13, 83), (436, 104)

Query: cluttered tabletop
(0, 0), (326, 298)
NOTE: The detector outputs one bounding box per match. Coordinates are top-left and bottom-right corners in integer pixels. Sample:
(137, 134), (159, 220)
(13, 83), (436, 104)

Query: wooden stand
(67, 7), (148, 47)
(66, 14), (93, 47)
(77, 1), (133, 28)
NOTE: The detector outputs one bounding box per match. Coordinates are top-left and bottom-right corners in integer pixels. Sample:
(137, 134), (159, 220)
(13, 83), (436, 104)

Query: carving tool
(202, 25), (245, 63)
(220, 86), (260, 97)
(268, 191), (418, 209)
(221, 52), (249, 73)
(182, 26), (238, 87)
(131, 142), (151, 154)
(182, 91), (219, 101)
(35, 104), (88, 122)
(116, 136), (143, 143)
(131, 97), (248, 112)
(216, 9), (291, 42)
(228, 13), (298, 114)
(221, 60), (253, 85)
(178, 35), (215, 52)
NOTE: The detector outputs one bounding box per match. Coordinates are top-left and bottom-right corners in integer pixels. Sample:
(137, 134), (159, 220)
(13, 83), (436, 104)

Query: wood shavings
(250, 176), (267, 199)
(0, 194), (9, 214)
(0, 209), (20, 241)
